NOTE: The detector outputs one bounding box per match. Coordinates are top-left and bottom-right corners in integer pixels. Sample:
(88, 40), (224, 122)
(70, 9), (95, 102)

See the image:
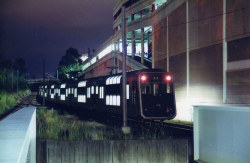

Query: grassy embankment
(37, 107), (172, 141)
(0, 89), (31, 116)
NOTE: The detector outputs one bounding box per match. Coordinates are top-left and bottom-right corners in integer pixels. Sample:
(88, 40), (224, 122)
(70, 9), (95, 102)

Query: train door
(132, 81), (137, 107)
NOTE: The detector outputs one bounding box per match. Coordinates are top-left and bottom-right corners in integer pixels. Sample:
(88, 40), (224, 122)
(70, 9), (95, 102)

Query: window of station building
(87, 87), (91, 98)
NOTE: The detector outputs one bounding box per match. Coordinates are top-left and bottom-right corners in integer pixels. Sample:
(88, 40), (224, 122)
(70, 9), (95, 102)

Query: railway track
(0, 92), (39, 121)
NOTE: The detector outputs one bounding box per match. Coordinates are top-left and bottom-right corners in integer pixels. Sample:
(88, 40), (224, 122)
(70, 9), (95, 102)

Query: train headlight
(141, 75), (147, 81)
(165, 75), (172, 82)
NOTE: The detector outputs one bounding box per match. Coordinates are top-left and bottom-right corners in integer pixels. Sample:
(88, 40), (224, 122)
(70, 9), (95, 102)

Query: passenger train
(38, 69), (176, 120)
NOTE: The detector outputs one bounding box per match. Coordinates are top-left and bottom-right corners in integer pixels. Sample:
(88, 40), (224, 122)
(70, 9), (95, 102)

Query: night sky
(0, 0), (115, 77)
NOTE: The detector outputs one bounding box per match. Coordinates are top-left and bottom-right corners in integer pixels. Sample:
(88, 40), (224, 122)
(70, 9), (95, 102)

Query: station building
(80, 0), (250, 121)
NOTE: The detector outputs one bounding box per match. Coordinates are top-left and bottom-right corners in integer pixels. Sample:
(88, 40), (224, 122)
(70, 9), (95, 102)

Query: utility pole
(121, 6), (130, 134)
(43, 59), (45, 106)
(16, 69), (19, 98)
(11, 70), (13, 91)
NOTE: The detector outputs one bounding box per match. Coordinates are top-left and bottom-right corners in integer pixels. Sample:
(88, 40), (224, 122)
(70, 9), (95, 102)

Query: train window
(61, 95), (65, 100)
(74, 88), (77, 97)
(78, 81), (87, 87)
(109, 95), (112, 105)
(78, 95), (86, 103)
(117, 95), (120, 106)
(106, 78), (110, 85)
(141, 85), (151, 94)
(58, 89), (60, 96)
(126, 84), (129, 99)
(99, 87), (104, 99)
(87, 87), (90, 98)
(117, 76), (122, 84)
(61, 84), (66, 88)
(153, 83), (159, 96)
(112, 95), (116, 105)
(91, 86), (94, 94)
(96, 86), (98, 94)
(66, 89), (68, 97)
(106, 95), (110, 105)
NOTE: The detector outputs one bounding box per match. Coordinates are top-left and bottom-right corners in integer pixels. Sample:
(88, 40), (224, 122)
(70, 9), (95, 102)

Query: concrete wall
(0, 107), (36, 163)
(37, 139), (193, 163)
(194, 105), (250, 163)
(150, 0), (250, 121)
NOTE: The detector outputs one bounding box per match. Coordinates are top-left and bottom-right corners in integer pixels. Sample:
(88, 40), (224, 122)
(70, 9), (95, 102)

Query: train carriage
(38, 69), (176, 120)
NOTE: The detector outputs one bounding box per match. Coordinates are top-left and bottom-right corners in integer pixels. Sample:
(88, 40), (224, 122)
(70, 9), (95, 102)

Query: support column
(141, 28), (145, 65)
(132, 31), (135, 59)
(152, 4), (156, 13)
(152, 26), (155, 68)
(223, 0), (227, 103)
(166, 16), (169, 72)
(186, 0), (190, 101)
(131, 14), (135, 59)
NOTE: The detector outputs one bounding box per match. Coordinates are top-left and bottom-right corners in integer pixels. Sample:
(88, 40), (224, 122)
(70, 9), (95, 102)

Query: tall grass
(0, 89), (30, 115)
(37, 107), (172, 141)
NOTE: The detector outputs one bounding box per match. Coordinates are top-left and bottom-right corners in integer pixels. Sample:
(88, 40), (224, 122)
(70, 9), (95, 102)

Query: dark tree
(14, 58), (27, 76)
(0, 60), (13, 70)
(58, 47), (83, 80)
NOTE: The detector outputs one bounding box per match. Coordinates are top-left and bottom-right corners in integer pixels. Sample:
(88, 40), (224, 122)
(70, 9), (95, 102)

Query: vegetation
(0, 58), (30, 116)
(37, 107), (173, 141)
(58, 47), (83, 80)
(0, 89), (31, 115)
(0, 58), (28, 91)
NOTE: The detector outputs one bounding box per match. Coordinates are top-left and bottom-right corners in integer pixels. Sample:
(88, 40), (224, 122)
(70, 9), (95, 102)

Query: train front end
(138, 71), (176, 120)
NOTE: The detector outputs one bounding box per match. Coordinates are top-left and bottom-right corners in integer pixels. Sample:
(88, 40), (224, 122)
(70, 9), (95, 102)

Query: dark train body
(38, 69), (176, 120)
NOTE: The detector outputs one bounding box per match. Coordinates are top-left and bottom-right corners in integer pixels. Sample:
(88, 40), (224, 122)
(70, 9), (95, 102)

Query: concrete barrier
(37, 138), (193, 163)
(0, 107), (36, 163)
(194, 105), (250, 163)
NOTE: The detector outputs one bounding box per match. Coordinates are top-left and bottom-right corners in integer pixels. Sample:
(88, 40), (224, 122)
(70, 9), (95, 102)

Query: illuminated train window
(61, 84), (66, 88)
(74, 88), (77, 97)
(78, 81), (87, 87)
(91, 86), (94, 94)
(99, 87), (104, 99)
(106, 75), (122, 85)
(106, 95), (120, 106)
(126, 84), (129, 99)
(96, 86), (98, 94)
(87, 87), (90, 98)
(78, 95), (86, 103)
(61, 95), (65, 100)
